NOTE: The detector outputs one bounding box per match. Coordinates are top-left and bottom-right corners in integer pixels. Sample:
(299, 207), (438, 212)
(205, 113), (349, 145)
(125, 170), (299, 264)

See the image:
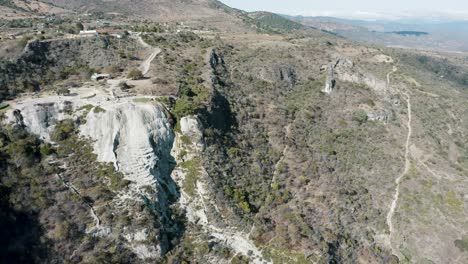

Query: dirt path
(136, 36), (161, 76)
(107, 36), (161, 98)
(385, 67), (412, 258)
(386, 66), (398, 88)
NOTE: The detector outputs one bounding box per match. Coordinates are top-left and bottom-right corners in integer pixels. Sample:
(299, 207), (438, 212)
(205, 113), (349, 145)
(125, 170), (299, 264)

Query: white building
(79, 30), (98, 37)
(91, 73), (111, 81)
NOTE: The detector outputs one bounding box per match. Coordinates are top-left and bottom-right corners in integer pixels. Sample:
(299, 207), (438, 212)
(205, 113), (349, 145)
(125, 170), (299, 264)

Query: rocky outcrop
(80, 102), (175, 195)
(368, 109), (394, 123)
(210, 49), (225, 70)
(278, 66), (297, 88)
(180, 116), (204, 151)
(251, 65), (297, 88)
(322, 62), (336, 94)
(11, 109), (25, 128)
(4, 91), (178, 260)
(6, 101), (66, 141)
(323, 56), (388, 95)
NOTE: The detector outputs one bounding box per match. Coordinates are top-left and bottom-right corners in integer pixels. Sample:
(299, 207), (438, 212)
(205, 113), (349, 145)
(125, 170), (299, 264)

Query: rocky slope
(40, 0), (247, 30)
(0, 36), (142, 102)
(0, 1), (467, 264)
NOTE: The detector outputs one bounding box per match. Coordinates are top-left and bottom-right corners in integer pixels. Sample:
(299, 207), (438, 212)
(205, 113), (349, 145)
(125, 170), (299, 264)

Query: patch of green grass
(180, 135), (192, 145)
(454, 236), (468, 252)
(78, 104), (94, 112)
(0, 103), (9, 110)
(445, 190), (463, 213)
(353, 110), (368, 125)
(173, 97), (198, 119)
(50, 119), (75, 142)
(95, 163), (129, 191)
(179, 158), (201, 197)
(155, 97), (171, 107)
(133, 98), (152, 103)
(93, 106), (106, 114)
(262, 245), (311, 264)
(285, 80), (322, 113)
(109, 173), (130, 191)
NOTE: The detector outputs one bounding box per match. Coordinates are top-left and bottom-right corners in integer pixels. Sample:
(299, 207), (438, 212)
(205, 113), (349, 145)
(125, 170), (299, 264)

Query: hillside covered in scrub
(0, 0), (467, 263)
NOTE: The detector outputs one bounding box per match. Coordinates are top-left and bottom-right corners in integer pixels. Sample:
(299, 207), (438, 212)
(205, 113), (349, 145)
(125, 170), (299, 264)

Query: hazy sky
(220, 0), (468, 20)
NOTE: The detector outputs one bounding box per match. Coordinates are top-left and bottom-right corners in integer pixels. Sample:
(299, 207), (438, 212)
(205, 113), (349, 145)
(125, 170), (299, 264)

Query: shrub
(93, 106), (106, 114)
(353, 110), (368, 125)
(109, 173), (130, 191)
(57, 87), (70, 95)
(50, 119), (75, 141)
(18, 35), (32, 48)
(455, 237), (468, 252)
(173, 98), (197, 119)
(54, 220), (76, 240)
(39, 143), (54, 156)
(179, 158), (201, 196)
(103, 65), (121, 74)
(118, 81), (132, 90)
(127, 68), (143, 80)
(5, 136), (41, 167)
(75, 22), (84, 31)
(152, 78), (169, 85)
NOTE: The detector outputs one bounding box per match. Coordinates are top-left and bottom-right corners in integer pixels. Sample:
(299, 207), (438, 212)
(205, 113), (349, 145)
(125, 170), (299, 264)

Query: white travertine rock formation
(80, 102), (174, 193)
(4, 89), (174, 260)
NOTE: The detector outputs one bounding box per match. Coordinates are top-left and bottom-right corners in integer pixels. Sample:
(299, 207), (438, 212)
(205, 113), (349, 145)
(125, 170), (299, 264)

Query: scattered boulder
(368, 109), (394, 123)
(278, 66), (297, 88)
(322, 63), (336, 94)
(322, 55), (388, 95)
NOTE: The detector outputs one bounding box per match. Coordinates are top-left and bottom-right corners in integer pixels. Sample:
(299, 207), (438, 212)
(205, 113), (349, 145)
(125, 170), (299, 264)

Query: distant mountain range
(289, 15), (468, 52)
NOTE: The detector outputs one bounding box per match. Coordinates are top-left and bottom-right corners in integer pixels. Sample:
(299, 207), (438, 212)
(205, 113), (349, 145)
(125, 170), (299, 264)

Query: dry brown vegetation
(0, 1), (467, 263)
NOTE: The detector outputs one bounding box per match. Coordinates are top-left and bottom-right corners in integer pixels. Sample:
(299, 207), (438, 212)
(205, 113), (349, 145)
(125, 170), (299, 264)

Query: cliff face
(80, 102), (175, 194)
(171, 116), (270, 263)
(5, 89), (180, 260)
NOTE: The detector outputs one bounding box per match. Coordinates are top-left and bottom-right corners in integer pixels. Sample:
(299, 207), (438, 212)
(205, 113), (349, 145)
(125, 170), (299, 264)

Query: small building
(91, 73), (111, 81)
(96, 29), (126, 38)
(79, 30), (98, 37)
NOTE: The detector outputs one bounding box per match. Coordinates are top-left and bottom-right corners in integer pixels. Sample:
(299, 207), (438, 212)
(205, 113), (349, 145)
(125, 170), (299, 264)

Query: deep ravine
(171, 116), (271, 264)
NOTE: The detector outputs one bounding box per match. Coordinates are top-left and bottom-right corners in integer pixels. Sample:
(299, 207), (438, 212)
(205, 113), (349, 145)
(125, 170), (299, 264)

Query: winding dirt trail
(385, 67), (412, 258)
(387, 66), (398, 88)
(136, 36), (161, 76)
(108, 36), (161, 99)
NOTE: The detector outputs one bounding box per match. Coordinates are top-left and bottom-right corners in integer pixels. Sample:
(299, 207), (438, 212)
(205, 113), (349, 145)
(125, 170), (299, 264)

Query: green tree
(75, 22), (84, 31)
